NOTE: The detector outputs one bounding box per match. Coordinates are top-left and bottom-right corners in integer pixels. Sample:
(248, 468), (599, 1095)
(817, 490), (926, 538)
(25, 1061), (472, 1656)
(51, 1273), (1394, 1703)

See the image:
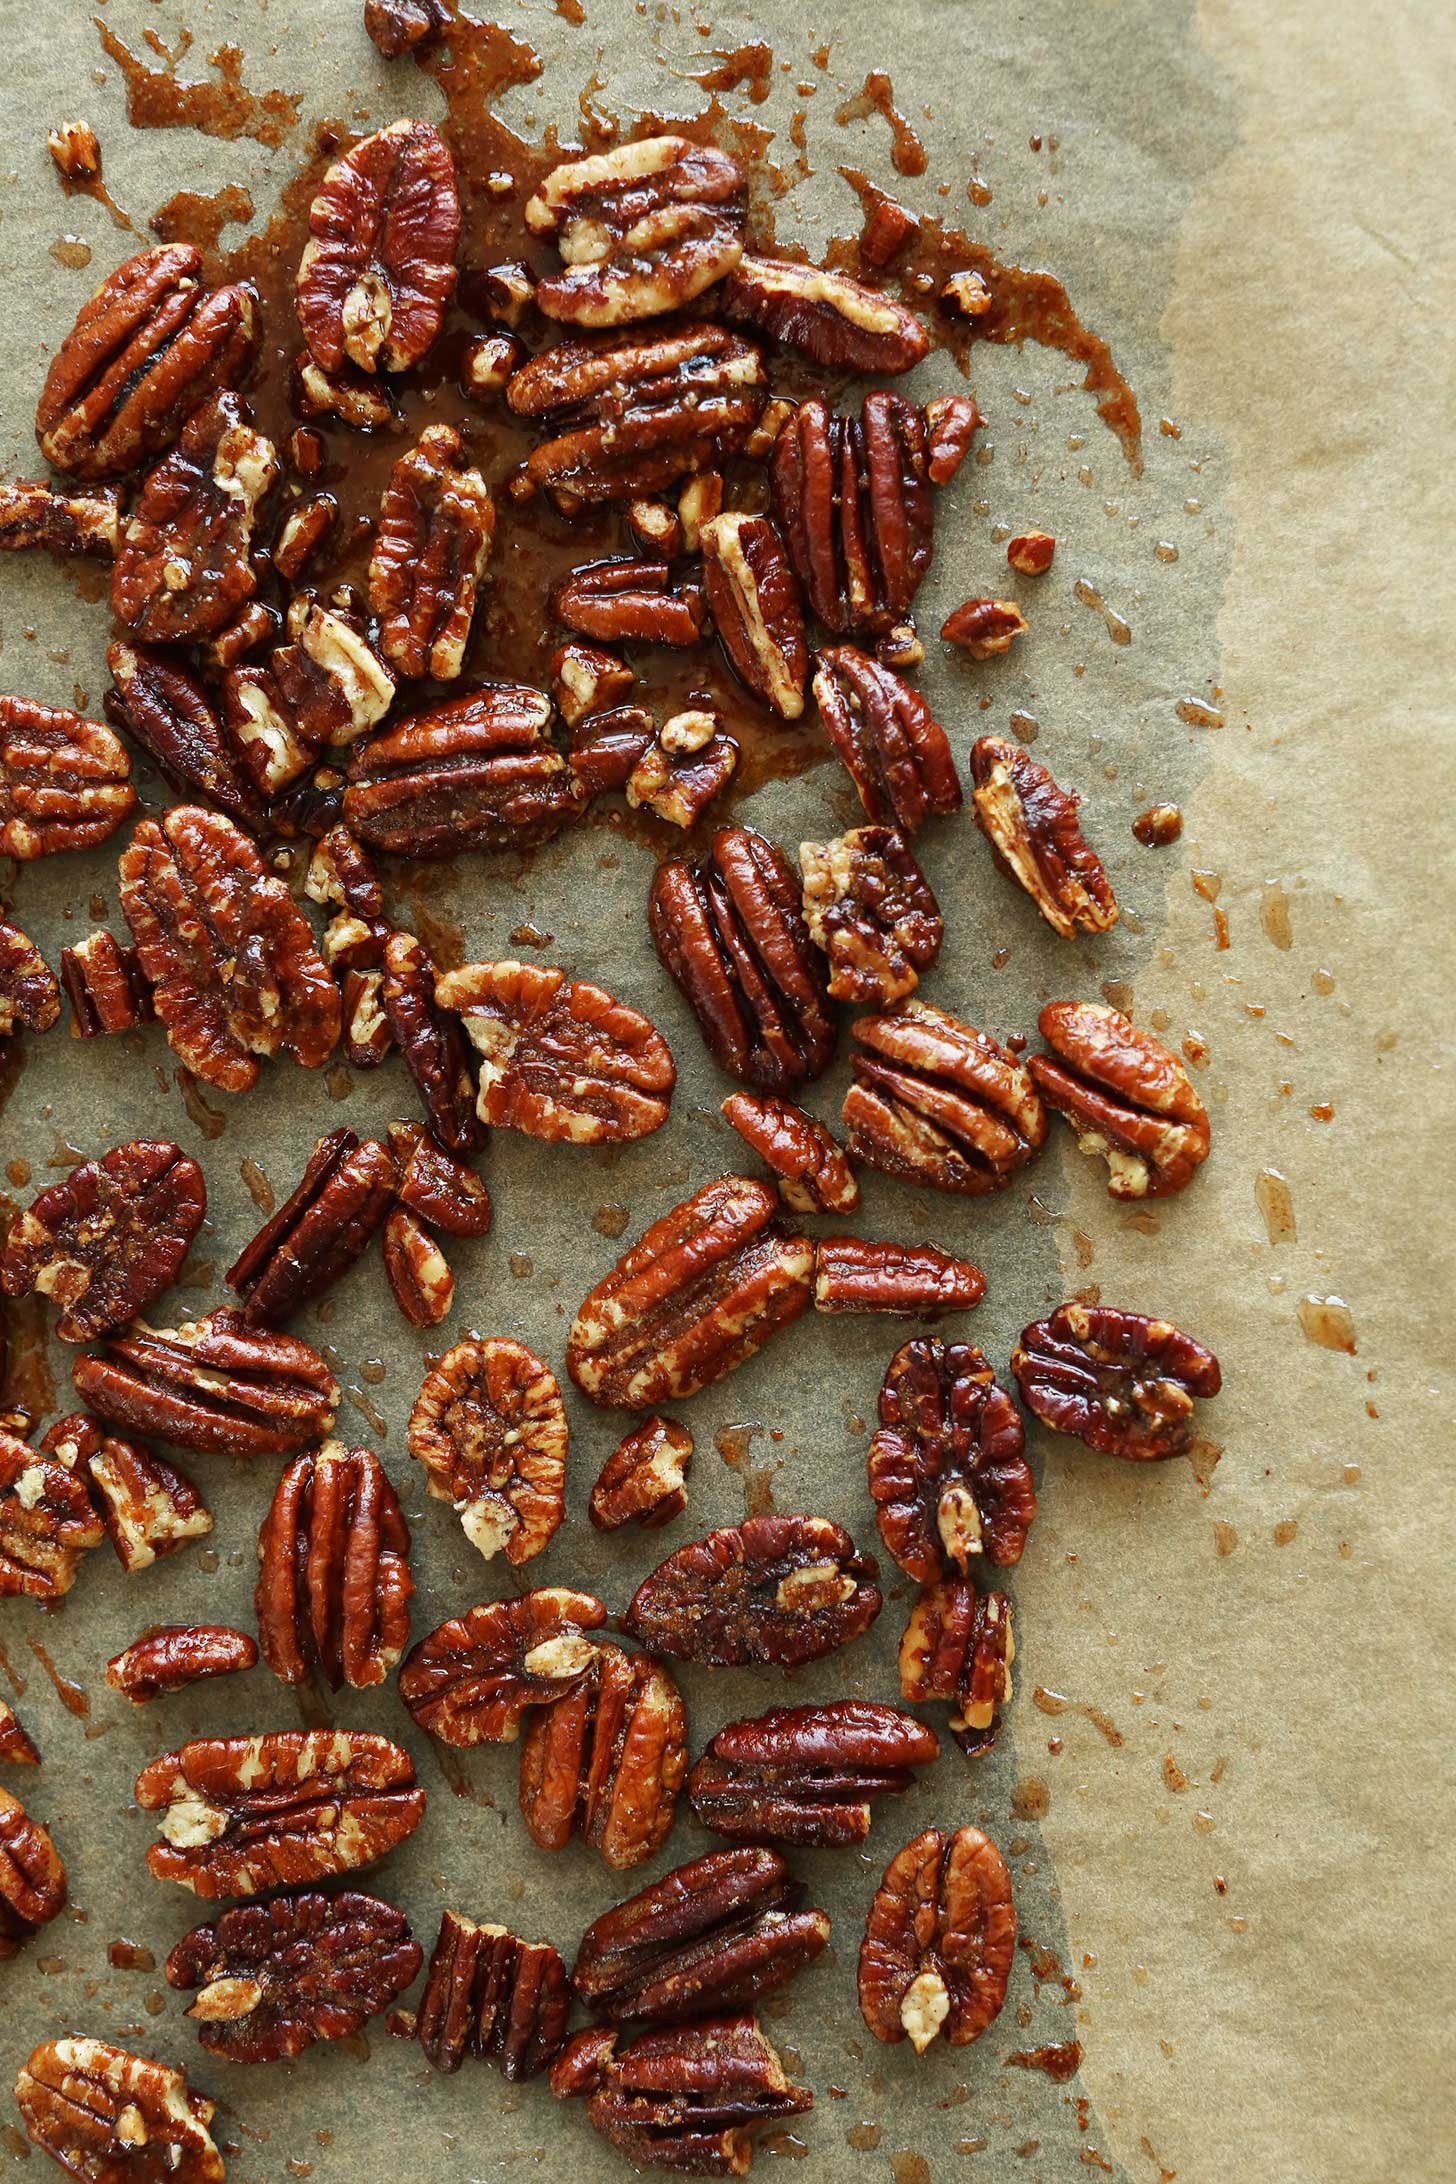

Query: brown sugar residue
(689, 43), (776, 106)
(1007, 2041), (1082, 2083)
(150, 183), (255, 253)
(28, 1642), (89, 1720)
(1297, 1295), (1357, 1354)
(834, 71), (927, 176)
(96, 23), (301, 149)
(554, 0), (586, 20)
(1032, 1686), (1124, 1747)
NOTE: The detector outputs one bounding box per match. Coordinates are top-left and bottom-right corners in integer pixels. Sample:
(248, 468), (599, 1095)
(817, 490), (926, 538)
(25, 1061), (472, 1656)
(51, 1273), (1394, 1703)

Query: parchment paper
(1, 5), (1451, 2182)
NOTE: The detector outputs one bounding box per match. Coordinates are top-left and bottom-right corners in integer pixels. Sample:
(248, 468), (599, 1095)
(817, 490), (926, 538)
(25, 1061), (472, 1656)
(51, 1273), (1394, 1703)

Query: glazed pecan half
(0, 1425), (105, 1598)
(105, 642), (264, 834)
(112, 393), (279, 644)
(346, 687), (582, 860)
(772, 394), (935, 636)
(405, 1912), (569, 2080)
(0, 920), (61, 1037)
(72, 1310), (340, 1459)
(941, 597), (1027, 657)
(1, 1141), (205, 1342)
(0, 479), (121, 558)
(0, 1701), (40, 1767)
(800, 825), (942, 1007)
(60, 931), (152, 1040)
(520, 1647), (687, 1871)
(399, 1590), (608, 1746)
(134, 1731), (425, 1898)
(71, 1420), (211, 1573)
(297, 120), (459, 374)
(812, 1238), (986, 1317)
(1, 1789), (66, 1957)
(859, 1827), (1016, 2050)
(550, 557), (707, 647)
(625, 1514), (881, 1669)
(380, 931), (483, 1155)
(567, 1176), (815, 1409)
(106, 1626), (258, 1704)
(370, 424), (495, 679)
(382, 1208), (454, 1326)
(226, 1129), (397, 1324)
(388, 1120), (494, 1236)
(15, 2040), (223, 2184)
(1030, 1000), (1211, 1197)
(700, 512), (808, 719)
(812, 646), (961, 832)
(721, 1093), (858, 1214)
(898, 1577), (1014, 1756)
(551, 2015), (812, 2176)
(408, 1336), (567, 1566)
(0, 694), (134, 860)
(969, 736), (1118, 937)
(844, 1003), (1047, 1194)
(688, 1702), (939, 1848)
(869, 1339), (1035, 1577)
(256, 1442), (413, 1690)
(526, 136), (746, 326)
(722, 254), (929, 373)
(1012, 1303), (1221, 1460)
(589, 1416), (693, 1532)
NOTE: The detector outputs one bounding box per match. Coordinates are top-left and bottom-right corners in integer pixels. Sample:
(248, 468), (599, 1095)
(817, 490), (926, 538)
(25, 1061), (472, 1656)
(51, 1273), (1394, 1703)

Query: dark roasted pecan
(61, 932), (152, 1039)
(626, 1513), (880, 1669)
(408, 1335), (567, 1564)
(0, 694), (134, 860)
(16, 2041), (223, 2184)
(526, 137), (746, 327)
(73, 1309), (340, 1459)
(223, 601), (396, 794)
(700, 512), (807, 719)
(844, 1003), (1046, 1194)
(567, 1176), (815, 1408)
(812, 646), (961, 832)
(925, 392), (982, 483)
(1, 1141), (205, 1342)
(399, 1590), (608, 1746)
(623, 708), (738, 828)
(0, 1789), (66, 1956)
(723, 254), (928, 373)
(370, 424), (495, 679)
(772, 393), (934, 636)
(255, 1442), (413, 1690)
(0, 1430), (94, 1598)
(387, 1120), (493, 1236)
(550, 641), (636, 727)
(105, 642), (264, 834)
(721, 1093), (858, 1214)
(0, 920), (61, 1037)
(225, 1128), (396, 1323)
(382, 1207), (454, 1325)
(1030, 1000), (1211, 1197)
(436, 958), (676, 1143)
(898, 1577), (1014, 1755)
(799, 824), (942, 1007)
(0, 479), (120, 558)
(364, 0), (450, 57)
(520, 1647), (686, 1870)
(869, 1338), (1034, 1577)
(119, 806), (340, 1092)
(688, 1702), (938, 1849)
(346, 687), (581, 859)
(649, 825), (835, 1093)
(36, 245), (257, 481)
(135, 1731), (424, 1898)
(297, 120), (459, 374)
(0, 1701), (40, 1766)
(969, 736), (1118, 937)
(590, 1415), (693, 1532)
(112, 394), (278, 644)
(76, 1421), (212, 1572)
(271, 492), (338, 584)
(941, 597), (1028, 657)
(166, 1890), (420, 2063)
(859, 1826), (1016, 2050)
(1012, 1303), (1221, 1459)
(380, 930), (482, 1154)
(106, 1626), (257, 1704)
(508, 324), (768, 509)
(551, 557), (707, 647)
(551, 2015), (812, 2175)
(406, 1912), (568, 2080)
(572, 1847), (828, 2023)
(812, 1237), (985, 1316)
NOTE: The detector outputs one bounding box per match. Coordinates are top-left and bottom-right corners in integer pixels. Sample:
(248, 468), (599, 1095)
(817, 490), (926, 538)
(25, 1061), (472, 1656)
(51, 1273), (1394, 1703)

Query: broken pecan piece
(399, 1590), (608, 1746)
(550, 640), (636, 727)
(845, 1003), (1047, 1194)
(364, 0), (450, 57)
(812, 646), (961, 832)
(0, 479), (120, 558)
(382, 1207), (454, 1326)
(112, 394), (278, 644)
(0, 1433), (96, 1600)
(526, 137), (746, 327)
(520, 1647), (687, 1870)
(800, 824), (942, 1007)
(255, 1442), (413, 1690)
(79, 1423), (211, 1572)
(297, 120), (459, 374)
(380, 931), (483, 1155)
(1012, 1303), (1220, 1460)
(859, 1826), (1016, 2050)
(700, 512), (807, 719)
(624, 707), (738, 827)
(721, 1093), (858, 1214)
(626, 1513), (881, 1669)
(346, 687), (582, 859)
(60, 932), (152, 1040)
(551, 2015), (812, 2175)
(772, 393), (935, 635)
(0, 1702), (40, 1767)
(869, 1339), (1034, 1578)
(812, 1237), (985, 1317)
(0, 1789), (66, 1957)
(105, 1626), (257, 1704)
(0, 694), (134, 860)
(1030, 1000), (1211, 1197)
(15, 2040), (222, 2184)
(408, 1336), (567, 1565)
(898, 1578), (1014, 1756)
(925, 393), (982, 484)
(567, 1176), (815, 1409)
(969, 736), (1118, 937)
(941, 597), (1028, 657)
(72, 1310), (340, 1460)
(135, 1731), (425, 1898)
(225, 1128), (396, 1324)
(387, 1121), (493, 1236)
(722, 254), (928, 373)
(407, 1913), (568, 2080)
(551, 557), (707, 647)
(0, 920), (61, 1037)
(224, 601), (396, 795)
(589, 1416), (693, 1532)
(105, 642), (264, 835)
(1008, 529), (1055, 574)
(1, 1141), (205, 1343)
(688, 1702), (938, 1849)
(370, 424), (495, 679)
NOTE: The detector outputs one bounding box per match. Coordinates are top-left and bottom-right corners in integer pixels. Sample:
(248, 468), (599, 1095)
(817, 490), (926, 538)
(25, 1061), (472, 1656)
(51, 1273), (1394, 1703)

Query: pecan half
(649, 825), (835, 1093)
(297, 120), (459, 374)
(408, 1336), (567, 1565)
(166, 1891), (421, 2063)
(869, 1339), (1035, 1577)
(436, 958), (676, 1144)
(722, 254), (928, 373)
(15, 2040), (223, 2184)
(1, 1141), (205, 1343)
(387, 1121), (493, 1236)
(844, 1003), (1047, 1194)
(382, 1207), (453, 1325)
(721, 1093), (858, 1214)
(225, 1129), (396, 1324)
(688, 1702), (938, 1849)
(0, 479), (120, 558)
(399, 1590), (608, 1746)
(380, 931), (483, 1155)
(624, 707), (739, 828)
(812, 1237), (985, 1317)
(800, 824), (942, 1007)
(135, 1731), (424, 1898)
(0, 1702), (40, 1767)
(589, 1416), (693, 1532)
(811, 646), (961, 832)
(255, 1442), (413, 1690)
(772, 394), (934, 636)
(370, 425), (494, 679)
(346, 687), (582, 860)
(223, 602), (396, 794)
(941, 597), (1028, 657)
(364, 0), (450, 57)
(1, 1790), (66, 1957)
(60, 932), (152, 1039)
(859, 1827), (1016, 2050)
(105, 643), (263, 835)
(119, 807), (340, 1093)
(72, 1310), (340, 1459)
(0, 920), (61, 1037)
(625, 1513), (881, 1669)
(925, 393), (982, 483)
(406, 1913), (568, 2080)
(526, 137), (746, 327)
(1012, 1303), (1221, 1460)
(969, 736), (1118, 937)
(898, 1578), (1014, 1756)
(0, 1424), (105, 1598)
(551, 557), (707, 647)
(567, 1176), (815, 1409)
(36, 245), (257, 480)
(106, 1626), (257, 1704)
(700, 512), (807, 719)
(1029, 1000), (1211, 1197)
(80, 1423), (212, 1572)
(519, 1647), (686, 1870)
(112, 394), (278, 644)
(551, 2015), (812, 2175)
(0, 694), (134, 860)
